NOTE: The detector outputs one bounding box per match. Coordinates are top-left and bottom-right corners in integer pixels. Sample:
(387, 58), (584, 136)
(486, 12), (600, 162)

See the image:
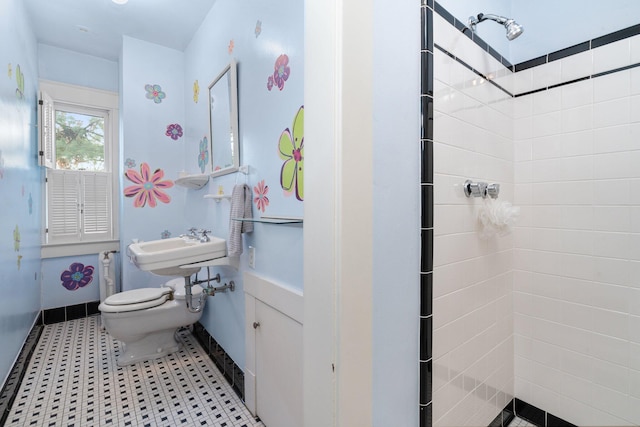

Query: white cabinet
(244, 272), (303, 427)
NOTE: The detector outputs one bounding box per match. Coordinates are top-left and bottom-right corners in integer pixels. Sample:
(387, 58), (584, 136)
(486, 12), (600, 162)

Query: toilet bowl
(99, 278), (205, 367)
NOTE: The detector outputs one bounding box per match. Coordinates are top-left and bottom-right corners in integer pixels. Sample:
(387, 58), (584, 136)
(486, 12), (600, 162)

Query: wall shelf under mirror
(175, 174), (209, 189)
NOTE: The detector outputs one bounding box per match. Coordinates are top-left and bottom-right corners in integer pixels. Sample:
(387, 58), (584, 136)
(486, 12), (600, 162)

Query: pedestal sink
(127, 236), (227, 276)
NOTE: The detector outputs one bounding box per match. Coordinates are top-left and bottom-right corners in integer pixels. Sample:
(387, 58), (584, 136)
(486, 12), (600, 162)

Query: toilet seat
(100, 288), (173, 313)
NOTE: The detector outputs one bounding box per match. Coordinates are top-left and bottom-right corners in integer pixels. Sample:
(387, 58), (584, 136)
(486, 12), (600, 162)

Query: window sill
(41, 240), (120, 259)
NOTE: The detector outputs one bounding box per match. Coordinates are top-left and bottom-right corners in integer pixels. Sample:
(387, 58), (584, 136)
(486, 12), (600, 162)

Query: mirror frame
(208, 60), (239, 177)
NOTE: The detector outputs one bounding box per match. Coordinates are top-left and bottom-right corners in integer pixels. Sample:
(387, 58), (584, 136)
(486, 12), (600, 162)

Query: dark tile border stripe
(40, 300), (101, 325)
(434, 44), (514, 98)
(487, 398), (578, 427)
(420, 2), (435, 426)
(192, 322), (245, 401)
(0, 322), (43, 427)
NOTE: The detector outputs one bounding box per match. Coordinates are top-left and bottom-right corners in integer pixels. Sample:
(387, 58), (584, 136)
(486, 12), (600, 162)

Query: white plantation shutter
(38, 91), (55, 168)
(47, 170), (81, 242)
(82, 172), (112, 239)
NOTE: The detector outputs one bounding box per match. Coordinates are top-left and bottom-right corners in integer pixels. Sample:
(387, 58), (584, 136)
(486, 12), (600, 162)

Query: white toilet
(99, 278), (205, 367)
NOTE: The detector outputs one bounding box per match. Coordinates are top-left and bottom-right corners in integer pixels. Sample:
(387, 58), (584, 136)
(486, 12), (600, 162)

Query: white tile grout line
(6, 316), (264, 427)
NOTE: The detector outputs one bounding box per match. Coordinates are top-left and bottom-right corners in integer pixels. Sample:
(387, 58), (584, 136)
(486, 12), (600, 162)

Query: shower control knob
(252, 322), (260, 329)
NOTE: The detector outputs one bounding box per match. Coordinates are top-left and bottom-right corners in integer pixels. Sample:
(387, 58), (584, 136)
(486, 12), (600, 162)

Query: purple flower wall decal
(61, 263), (94, 291)
(165, 123), (183, 140)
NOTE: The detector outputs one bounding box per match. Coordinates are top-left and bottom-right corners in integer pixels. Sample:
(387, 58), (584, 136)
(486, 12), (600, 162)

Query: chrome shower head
(468, 13), (524, 40)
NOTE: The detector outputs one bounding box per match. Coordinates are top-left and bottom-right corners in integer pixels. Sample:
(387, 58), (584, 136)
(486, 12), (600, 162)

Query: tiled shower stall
(421, 2), (640, 426)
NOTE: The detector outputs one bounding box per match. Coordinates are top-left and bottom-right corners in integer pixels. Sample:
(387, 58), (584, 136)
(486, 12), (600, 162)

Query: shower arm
(469, 13), (509, 31)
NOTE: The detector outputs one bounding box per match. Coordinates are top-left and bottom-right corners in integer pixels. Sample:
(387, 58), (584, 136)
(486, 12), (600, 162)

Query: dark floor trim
(39, 301), (101, 325)
(192, 322), (245, 401)
(0, 322), (43, 427)
(489, 398), (578, 427)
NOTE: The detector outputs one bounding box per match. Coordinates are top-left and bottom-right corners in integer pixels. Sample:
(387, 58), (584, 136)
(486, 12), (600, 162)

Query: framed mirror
(208, 60), (239, 177)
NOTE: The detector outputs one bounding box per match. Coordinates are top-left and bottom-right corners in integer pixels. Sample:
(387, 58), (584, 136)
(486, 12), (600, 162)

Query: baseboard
(0, 322), (43, 426)
(39, 301), (101, 325)
(192, 322), (245, 400)
(489, 398), (578, 427)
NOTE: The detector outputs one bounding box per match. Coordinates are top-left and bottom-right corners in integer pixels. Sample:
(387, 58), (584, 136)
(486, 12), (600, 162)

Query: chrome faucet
(198, 229), (211, 243)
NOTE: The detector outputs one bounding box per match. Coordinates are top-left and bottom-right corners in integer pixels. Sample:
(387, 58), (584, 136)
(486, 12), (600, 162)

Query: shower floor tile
(509, 416), (537, 427)
(6, 316), (264, 427)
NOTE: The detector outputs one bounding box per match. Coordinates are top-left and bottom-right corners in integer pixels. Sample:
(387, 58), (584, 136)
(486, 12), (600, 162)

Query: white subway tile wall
(432, 12), (515, 426)
(514, 32), (640, 427)
(433, 9), (640, 427)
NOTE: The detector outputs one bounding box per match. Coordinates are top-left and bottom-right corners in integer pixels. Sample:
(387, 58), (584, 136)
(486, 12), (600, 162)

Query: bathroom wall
(431, 9), (515, 426)
(512, 32), (640, 427)
(119, 36), (189, 291)
(181, 0), (304, 369)
(0, 0), (42, 387)
(38, 44), (119, 92)
(37, 46), (119, 310)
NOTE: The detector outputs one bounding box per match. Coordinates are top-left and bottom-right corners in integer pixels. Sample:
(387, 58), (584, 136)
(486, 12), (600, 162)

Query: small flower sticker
(268, 54), (290, 91)
(255, 20), (262, 38)
(61, 263), (94, 291)
(13, 225), (20, 251)
(15, 64), (24, 100)
(165, 123), (183, 140)
(145, 84), (166, 104)
(124, 162), (174, 208)
(124, 158), (136, 169)
(161, 230), (171, 239)
(278, 106), (304, 201)
(193, 80), (200, 103)
(198, 136), (209, 173)
(228, 39), (235, 54)
(253, 180), (270, 213)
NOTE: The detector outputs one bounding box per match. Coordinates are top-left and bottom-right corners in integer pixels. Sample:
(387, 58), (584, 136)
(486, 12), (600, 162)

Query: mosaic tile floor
(509, 416), (537, 427)
(6, 316), (264, 427)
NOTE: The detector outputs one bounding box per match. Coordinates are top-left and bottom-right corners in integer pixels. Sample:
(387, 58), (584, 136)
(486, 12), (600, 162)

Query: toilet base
(116, 328), (181, 367)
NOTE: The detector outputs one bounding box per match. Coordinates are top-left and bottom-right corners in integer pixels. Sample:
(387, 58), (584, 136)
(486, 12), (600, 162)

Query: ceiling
(23, 0), (217, 62)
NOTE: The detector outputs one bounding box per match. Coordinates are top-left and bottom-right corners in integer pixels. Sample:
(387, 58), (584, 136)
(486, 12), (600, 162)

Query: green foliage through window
(55, 110), (105, 171)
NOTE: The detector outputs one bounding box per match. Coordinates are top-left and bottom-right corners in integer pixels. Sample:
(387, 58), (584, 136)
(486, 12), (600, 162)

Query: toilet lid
(104, 288), (172, 306)
(99, 288), (173, 313)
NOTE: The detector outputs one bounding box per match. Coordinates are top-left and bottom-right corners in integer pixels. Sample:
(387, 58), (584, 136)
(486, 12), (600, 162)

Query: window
(39, 81), (119, 257)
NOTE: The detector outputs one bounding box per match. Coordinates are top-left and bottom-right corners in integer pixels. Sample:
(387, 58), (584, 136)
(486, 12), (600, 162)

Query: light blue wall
(372, 0), (421, 424)
(183, 0), (304, 368)
(38, 44), (119, 92)
(119, 36), (189, 291)
(41, 255), (105, 309)
(0, 0), (42, 386)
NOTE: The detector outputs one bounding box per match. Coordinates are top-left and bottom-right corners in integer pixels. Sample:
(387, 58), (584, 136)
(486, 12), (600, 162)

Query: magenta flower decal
(274, 54), (290, 90)
(124, 162), (174, 208)
(165, 123), (183, 140)
(145, 84), (166, 104)
(61, 263), (94, 291)
(253, 180), (270, 213)
(267, 76), (274, 91)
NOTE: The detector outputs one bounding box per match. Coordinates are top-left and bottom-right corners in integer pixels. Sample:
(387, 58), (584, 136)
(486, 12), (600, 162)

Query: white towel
(228, 184), (253, 256)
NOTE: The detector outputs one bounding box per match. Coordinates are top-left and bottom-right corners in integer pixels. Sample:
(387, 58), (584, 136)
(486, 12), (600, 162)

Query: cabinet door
(255, 300), (303, 427)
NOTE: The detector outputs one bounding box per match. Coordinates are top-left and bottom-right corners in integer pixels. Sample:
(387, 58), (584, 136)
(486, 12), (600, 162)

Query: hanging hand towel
(228, 184), (254, 256)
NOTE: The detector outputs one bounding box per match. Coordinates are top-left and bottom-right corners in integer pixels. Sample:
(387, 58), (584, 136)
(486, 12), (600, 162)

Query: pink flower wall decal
(253, 180), (270, 213)
(165, 123), (183, 140)
(124, 162), (174, 208)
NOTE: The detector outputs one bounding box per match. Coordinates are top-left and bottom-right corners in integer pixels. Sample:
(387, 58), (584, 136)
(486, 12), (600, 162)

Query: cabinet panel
(255, 300), (303, 427)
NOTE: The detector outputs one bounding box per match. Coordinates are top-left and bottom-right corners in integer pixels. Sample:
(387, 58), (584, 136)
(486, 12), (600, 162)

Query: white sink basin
(128, 236), (227, 276)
